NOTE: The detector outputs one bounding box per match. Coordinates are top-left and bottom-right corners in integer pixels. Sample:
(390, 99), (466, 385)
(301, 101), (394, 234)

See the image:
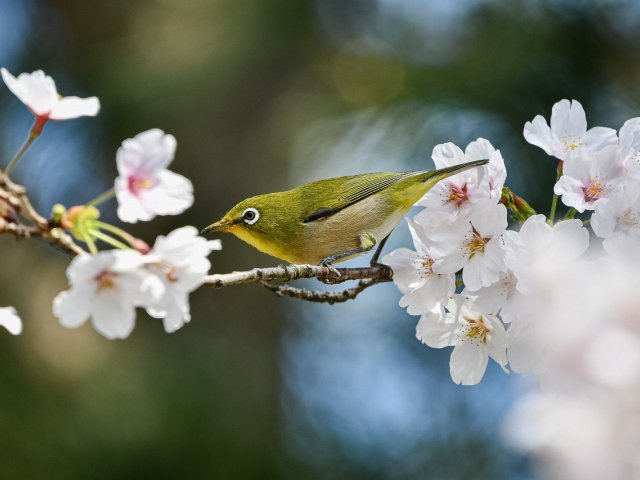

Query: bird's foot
(319, 260), (341, 284)
(369, 261), (393, 279)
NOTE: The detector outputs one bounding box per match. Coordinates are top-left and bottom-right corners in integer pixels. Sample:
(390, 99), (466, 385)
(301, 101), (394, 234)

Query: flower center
(583, 179), (605, 203)
(128, 176), (153, 196)
(445, 182), (469, 207)
(165, 267), (179, 283)
(618, 209), (640, 231)
(561, 135), (581, 153)
(416, 255), (434, 278)
(462, 315), (491, 344)
(95, 270), (117, 291)
(466, 226), (489, 257)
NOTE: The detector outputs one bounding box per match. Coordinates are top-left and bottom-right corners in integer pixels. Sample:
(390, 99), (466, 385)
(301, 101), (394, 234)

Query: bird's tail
(422, 158), (489, 185)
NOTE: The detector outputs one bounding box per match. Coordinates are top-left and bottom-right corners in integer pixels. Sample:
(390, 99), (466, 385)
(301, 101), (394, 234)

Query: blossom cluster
(1, 69), (220, 338)
(385, 99), (640, 478)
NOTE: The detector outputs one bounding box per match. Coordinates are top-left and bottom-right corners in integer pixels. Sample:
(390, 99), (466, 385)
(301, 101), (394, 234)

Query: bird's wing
(303, 171), (423, 223)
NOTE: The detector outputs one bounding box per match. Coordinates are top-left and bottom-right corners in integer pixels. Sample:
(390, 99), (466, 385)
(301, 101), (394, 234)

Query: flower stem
(548, 162), (563, 225)
(84, 230), (98, 254)
(4, 116), (47, 176)
(94, 221), (137, 246)
(86, 188), (116, 207)
(88, 229), (130, 250)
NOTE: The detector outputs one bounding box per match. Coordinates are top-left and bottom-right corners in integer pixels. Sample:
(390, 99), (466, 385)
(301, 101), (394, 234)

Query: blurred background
(1, 0), (639, 478)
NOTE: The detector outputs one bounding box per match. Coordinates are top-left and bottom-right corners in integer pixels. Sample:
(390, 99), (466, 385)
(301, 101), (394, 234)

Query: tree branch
(0, 173), (84, 256)
(205, 263), (394, 304)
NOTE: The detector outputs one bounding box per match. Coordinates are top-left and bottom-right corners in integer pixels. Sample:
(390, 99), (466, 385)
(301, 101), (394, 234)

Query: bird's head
(201, 192), (288, 240)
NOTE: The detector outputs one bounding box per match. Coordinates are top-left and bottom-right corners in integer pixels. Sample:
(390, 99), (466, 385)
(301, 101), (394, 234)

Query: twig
(205, 263), (394, 304)
(0, 174), (84, 256)
(259, 278), (386, 304)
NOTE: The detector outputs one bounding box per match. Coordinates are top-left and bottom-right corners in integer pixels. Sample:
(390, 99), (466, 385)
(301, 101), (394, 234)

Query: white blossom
(383, 220), (454, 315)
(618, 117), (640, 180)
(53, 250), (164, 339)
(114, 129), (194, 223)
(554, 145), (624, 212)
(419, 198), (508, 291)
(417, 138), (506, 213)
(144, 226), (221, 333)
(523, 99), (617, 160)
(416, 296), (508, 385)
(0, 307), (22, 335)
(591, 181), (640, 254)
(1, 68), (99, 120)
(506, 214), (588, 295)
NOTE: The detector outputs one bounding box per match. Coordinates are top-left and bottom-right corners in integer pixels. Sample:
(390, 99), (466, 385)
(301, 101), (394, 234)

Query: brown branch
(259, 278), (386, 304)
(204, 263), (394, 304)
(0, 173), (84, 256)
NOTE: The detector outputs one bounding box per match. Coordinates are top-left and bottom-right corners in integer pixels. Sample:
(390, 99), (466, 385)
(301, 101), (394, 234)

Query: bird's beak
(201, 218), (234, 234)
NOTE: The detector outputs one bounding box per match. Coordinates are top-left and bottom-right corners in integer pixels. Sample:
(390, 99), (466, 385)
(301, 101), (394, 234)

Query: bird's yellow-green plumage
(202, 159), (488, 264)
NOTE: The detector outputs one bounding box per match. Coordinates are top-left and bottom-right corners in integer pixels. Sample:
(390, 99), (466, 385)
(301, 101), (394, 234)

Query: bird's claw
(319, 260), (341, 283)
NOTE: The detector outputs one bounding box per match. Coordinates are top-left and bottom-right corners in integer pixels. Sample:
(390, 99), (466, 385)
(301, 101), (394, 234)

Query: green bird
(202, 159), (488, 265)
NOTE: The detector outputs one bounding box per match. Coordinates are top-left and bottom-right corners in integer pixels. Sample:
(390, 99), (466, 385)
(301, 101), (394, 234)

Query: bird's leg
(369, 232), (391, 266)
(319, 233), (376, 280)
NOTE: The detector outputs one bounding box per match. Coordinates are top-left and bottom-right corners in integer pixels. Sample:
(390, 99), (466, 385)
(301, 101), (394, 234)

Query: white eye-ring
(242, 207), (260, 225)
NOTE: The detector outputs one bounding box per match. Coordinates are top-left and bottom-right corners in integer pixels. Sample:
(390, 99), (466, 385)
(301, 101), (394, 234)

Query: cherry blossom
(144, 226), (221, 333)
(53, 250), (164, 339)
(618, 117), (640, 180)
(554, 145), (624, 212)
(523, 99), (617, 160)
(418, 198), (508, 291)
(505, 215), (588, 295)
(114, 129), (194, 223)
(382, 220), (454, 315)
(417, 138), (505, 213)
(0, 307), (22, 335)
(1, 68), (100, 122)
(591, 182), (640, 254)
(416, 296), (508, 385)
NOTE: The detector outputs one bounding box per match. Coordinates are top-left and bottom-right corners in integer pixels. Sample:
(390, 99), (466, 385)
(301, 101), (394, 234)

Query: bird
(201, 159), (488, 266)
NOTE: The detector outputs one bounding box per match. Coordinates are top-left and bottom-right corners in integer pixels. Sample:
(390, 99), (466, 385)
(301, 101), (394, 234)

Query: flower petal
(49, 96), (100, 120)
(0, 307), (22, 335)
(450, 340), (489, 385)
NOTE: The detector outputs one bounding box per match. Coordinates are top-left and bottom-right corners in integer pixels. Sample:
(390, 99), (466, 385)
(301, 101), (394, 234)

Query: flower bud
(499, 187), (536, 222)
(131, 238), (151, 254)
(61, 205), (100, 241)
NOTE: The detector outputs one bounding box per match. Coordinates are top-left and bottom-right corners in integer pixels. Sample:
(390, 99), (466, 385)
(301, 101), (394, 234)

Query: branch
(204, 263), (394, 304)
(0, 173), (84, 256)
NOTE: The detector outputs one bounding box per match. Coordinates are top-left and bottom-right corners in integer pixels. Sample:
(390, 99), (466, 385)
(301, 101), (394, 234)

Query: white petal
(49, 96), (100, 120)
(582, 126), (618, 152)
(0, 307), (22, 335)
(53, 289), (91, 329)
(550, 99), (586, 138)
(431, 142), (466, 168)
(1, 68), (57, 116)
(450, 340), (489, 385)
(115, 177), (154, 223)
(415, 305), (456, 348)
(141, 170), (193, 216)
(470, 200), (508, 236)
(523, 115), (554, 156)
(117, 129), (177, 175)
(91, 291), (137, 340)
(383, 248), (419, 291)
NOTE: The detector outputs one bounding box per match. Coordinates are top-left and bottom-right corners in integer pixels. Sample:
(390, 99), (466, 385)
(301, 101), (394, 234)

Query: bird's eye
(242, 207), (260, 225)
